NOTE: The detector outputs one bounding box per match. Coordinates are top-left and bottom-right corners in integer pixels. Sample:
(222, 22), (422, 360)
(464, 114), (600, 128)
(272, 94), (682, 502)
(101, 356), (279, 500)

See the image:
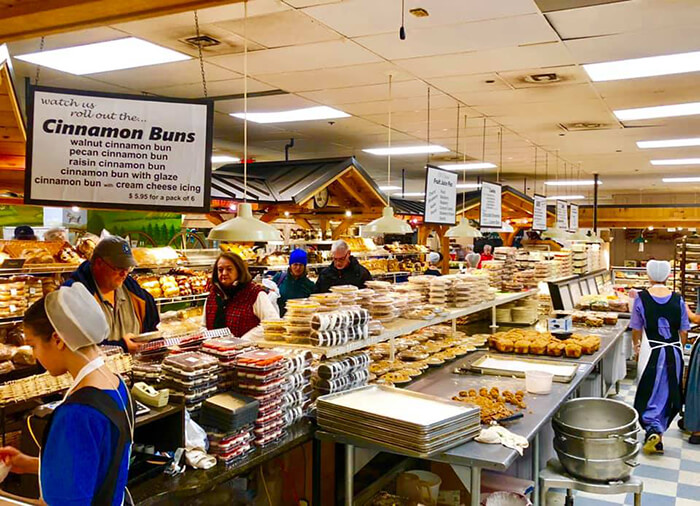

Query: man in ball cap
(64, 235), (159, 352)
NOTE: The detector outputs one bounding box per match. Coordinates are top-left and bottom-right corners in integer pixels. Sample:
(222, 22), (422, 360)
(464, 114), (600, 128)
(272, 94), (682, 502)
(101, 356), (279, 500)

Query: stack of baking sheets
(317, 385), (481, 458)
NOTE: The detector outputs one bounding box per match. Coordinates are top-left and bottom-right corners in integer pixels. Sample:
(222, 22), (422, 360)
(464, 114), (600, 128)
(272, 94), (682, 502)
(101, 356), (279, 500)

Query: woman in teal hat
(273, 249), (315, 316)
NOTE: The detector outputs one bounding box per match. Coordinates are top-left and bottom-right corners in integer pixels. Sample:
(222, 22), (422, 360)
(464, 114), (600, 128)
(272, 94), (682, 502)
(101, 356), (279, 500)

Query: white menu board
(569, 203), (579, 232)
(532, 194), (547, 231)
(26, 85), (213, 212)
(480, 181), (502, 229)
(423, 166), (458, 225)
(556, 200), (568, 230)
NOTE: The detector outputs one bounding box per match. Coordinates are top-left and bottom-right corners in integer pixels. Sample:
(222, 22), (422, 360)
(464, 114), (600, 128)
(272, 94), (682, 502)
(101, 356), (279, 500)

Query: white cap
(646, 260), (671, 283)
(428, 252), (440, 265)
(45, 283), (109, 351)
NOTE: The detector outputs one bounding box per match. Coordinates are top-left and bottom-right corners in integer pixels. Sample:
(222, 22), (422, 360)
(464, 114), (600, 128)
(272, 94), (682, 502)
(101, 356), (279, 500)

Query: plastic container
(200, 393), (260, 432)
(483, 491), (532, 506)
(525, 370), (553, 394)
(397, 470), (441, 506)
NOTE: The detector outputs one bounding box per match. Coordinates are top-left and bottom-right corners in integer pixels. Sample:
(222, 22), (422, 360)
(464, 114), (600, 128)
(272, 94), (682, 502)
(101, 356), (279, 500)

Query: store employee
(315, 239), (372, 293)
(64, 236), (159, 352)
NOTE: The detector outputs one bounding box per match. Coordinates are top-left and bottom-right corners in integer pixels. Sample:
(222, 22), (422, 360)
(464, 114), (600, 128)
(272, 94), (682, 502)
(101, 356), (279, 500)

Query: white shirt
(202, 291), (279, 340)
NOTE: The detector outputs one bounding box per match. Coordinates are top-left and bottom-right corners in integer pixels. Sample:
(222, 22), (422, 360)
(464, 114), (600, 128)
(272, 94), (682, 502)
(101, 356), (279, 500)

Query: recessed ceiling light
(662, 177), (700, 183)
(544, 195), (586, 200)
(544, 180), (601, 186)
(651, 158), (700, 166)
(457, 183), (482, 189)
(15, 37), (190, 75)
(398, 192), (426, 197)
(637, 138), (700, 149)
(363, 145), (449, 156)
(212, 155), (241, 164)
(230, 106), (349, 124)
(614, 102), (700, 121)
(583, 50), (700, 82)
(439, 162), (497, 170)
(378, 185), (402, 191)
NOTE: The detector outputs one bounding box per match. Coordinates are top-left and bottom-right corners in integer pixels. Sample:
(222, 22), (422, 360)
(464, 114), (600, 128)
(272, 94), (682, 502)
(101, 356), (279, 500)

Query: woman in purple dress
(630, 260), (689, 454)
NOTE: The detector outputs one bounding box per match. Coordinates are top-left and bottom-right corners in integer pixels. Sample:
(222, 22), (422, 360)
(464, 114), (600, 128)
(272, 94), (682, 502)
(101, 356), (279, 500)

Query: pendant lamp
(208, 1), (282, 243)
(361, 74), (411, 238)
(542, 227), (570, 240)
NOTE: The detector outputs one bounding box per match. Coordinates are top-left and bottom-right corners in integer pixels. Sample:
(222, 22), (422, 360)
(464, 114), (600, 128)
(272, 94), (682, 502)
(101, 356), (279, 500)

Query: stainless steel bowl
(553, 398), (638, 439)
(553, 431), (639, 460)
(554, 440), (639, 482)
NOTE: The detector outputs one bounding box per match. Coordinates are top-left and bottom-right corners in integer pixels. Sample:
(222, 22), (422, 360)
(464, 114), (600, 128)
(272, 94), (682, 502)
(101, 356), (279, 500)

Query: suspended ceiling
(6, 0), (700, 202)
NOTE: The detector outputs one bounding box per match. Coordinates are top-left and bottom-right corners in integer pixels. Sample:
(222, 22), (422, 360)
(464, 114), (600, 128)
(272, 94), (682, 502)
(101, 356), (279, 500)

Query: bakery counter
(132, 420), (313, 506)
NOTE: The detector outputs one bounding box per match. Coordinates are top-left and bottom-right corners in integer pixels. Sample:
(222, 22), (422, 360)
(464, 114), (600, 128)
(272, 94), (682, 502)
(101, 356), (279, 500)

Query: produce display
(452, 387), (527, 424)
(488, 329), (601, 359)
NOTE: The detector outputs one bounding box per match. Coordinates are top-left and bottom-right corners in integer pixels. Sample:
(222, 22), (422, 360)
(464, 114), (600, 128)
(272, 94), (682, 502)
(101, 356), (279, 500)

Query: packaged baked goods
(11, 345), (34, 365)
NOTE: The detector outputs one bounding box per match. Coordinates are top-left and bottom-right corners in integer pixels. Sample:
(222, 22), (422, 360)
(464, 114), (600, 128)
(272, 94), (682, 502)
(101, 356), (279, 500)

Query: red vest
(205, 282), (264, 337)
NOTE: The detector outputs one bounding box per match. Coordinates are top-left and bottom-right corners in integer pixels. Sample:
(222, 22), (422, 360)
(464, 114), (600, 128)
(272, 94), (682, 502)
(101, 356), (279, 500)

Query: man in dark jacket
(315, 239), (372, 293)
(64, 235), (159, 353)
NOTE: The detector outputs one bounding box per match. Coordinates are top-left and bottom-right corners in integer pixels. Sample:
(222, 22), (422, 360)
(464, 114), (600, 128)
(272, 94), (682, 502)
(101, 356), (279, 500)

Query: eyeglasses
(102, 259), (134, 275)
(332, 252), (349, 262)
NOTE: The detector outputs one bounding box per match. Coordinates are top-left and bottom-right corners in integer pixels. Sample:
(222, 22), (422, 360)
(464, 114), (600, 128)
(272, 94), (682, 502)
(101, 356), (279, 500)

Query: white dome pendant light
(209, 1), (282, 243)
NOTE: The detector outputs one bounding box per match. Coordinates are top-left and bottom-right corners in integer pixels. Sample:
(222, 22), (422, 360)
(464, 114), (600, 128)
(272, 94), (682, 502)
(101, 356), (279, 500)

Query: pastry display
(488, 329), (601, 359)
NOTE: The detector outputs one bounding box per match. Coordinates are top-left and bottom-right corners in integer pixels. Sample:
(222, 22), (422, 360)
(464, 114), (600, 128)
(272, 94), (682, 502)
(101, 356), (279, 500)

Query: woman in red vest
(205, 252), (279, 338)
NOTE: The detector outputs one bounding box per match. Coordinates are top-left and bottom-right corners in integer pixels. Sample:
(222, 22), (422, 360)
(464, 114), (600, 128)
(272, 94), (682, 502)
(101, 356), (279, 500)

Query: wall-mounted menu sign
(569, 203), (579, 232)
(480, 181), (502, 229)
(556, 200), (568, 230)
(532, 194), (547, 231)
(423, 165), (458, 225)
(25, 85), (213, 212)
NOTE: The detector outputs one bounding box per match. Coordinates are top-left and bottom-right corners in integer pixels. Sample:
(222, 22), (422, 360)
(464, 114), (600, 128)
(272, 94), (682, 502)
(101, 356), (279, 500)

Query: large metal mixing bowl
(553, 398), (638, 439)
(553, 430), (639, 460)
(553, 440), (639, 482)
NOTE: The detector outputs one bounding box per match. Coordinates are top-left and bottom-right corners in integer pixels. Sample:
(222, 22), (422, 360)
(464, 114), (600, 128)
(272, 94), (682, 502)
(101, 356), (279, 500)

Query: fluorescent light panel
(544, 180), (601, 186)
(457, 183), (481, 189)
(15, 37), (190, 75)
(545, 195), (586, 200)
(615, 102), (700, 121)
(584, 50), (700, 82)
(662, 177), (700, 183)
(379, 185), (402, 191)
(392, 192), (425, 197)
(212, 155), (241, 163)
(231, 106), (349, 124)
(363, 145), (449, 156)
(439, 162), (497, 170)
(651, 158), (700, 166)
(637, 138), (700, 149)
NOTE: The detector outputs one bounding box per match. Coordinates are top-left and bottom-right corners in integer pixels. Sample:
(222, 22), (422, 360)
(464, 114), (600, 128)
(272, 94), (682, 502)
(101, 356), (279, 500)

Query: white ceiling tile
(214, 10), (341, 48)
(297, 79), (429, 105)
(149, 77), (276, 99)
(8, 27), (127, 55)
(354, 14), (559, 61)
(397, 42), (574, 78)
(428, 73), (512, 94)
(303, 0), (538, 38)
(341, 93), (457, 116)
(593, 72), (700, 110)
(454, 83), (602, 108)
(207, 39), (382, 75)
(283, 0), (341, 7)
(215, 93), (320, 114)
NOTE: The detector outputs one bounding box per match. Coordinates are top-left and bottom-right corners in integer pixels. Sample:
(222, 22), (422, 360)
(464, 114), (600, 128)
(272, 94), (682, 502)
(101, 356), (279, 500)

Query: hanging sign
(532, 194), (547, 231)
(25, 85), (214, 212)
(423, 165), (458, 225)
(556, 200), (568, 230)
(480, 181), (502, 229)
(569, 203), (579, 232)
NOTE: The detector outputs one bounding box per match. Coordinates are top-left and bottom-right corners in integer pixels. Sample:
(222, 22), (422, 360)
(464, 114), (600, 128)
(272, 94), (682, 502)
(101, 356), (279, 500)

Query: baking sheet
(465, 354), (579, 383)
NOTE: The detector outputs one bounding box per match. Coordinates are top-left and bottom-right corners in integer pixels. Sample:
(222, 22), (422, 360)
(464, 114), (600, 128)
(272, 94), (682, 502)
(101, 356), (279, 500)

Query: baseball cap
(92, 236), (137, 269)
(14, 226), (36, 240)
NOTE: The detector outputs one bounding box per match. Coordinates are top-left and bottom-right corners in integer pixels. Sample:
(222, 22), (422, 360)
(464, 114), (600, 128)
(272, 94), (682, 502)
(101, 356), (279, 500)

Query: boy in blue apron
(0, 283), (133, 504)
(630, 260), (689, 454)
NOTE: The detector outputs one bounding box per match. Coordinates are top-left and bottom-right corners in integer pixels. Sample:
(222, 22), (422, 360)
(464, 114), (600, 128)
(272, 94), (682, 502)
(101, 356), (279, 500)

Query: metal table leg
(634, 491), (641, 506)
(491, 306), (498, 329)
(533, 432), (540, 506)
(600, 360), (606, 398)
(312, 439), (321, 506)
(470, 466), (481, 506)
(345, 444), (354, 506)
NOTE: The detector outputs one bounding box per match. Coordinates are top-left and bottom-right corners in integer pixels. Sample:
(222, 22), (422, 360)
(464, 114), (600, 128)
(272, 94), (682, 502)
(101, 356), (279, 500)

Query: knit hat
(646, 260), (671, 283)
(289, 249), (308, 266)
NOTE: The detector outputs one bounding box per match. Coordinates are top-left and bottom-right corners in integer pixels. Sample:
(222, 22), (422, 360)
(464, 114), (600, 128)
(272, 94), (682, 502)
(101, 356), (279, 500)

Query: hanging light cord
(480, 117), (486, 185)
(426, 87), (431, 166)
(498, 127), (503, 184)
(194, 11), (208, 98)
(544, 153), (548, 198)
(462, 114), (468, 219)
(243, 0), (248, 203)
(387, 73), (393, 205)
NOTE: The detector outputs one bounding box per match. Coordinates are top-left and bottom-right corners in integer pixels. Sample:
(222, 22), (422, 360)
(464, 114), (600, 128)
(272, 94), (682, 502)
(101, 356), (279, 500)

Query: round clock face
(314, 188), (330, 208)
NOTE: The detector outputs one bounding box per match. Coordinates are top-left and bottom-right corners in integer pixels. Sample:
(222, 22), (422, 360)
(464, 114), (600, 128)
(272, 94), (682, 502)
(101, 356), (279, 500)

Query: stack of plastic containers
(329, 285), (359, 306)
(277, 350), (313, 427)
(407, 275), (432, 303)
(284, 299), (321, 345)
(161, 352), (220, 412)
(309, 307), (370, 347)
(368, 295), (398, 324)
(481, 260), (505, 290)
(200, 392), (259, 464)
(261, 318), (286, 342)
(310, 292), (343, 312)
(312, 351), (370, 400)
(201, 337), (256, 391)
(428, 277), (451, 306)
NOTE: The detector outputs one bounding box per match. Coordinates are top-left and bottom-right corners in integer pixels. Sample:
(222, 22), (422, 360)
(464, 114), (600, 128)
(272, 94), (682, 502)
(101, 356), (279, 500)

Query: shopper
(0, 283), (133, 505)
(273, 249), (315, 316)
(478, 244), (494, 269)
(64, 235), (159, 353)
(315, 239), (372, 293)
(205, 252), (279, 338)
(630, 260), (688, 454)
(425, 252), (442, 276)
(13, 225), (37, 241)
(682, 305), (700, 444)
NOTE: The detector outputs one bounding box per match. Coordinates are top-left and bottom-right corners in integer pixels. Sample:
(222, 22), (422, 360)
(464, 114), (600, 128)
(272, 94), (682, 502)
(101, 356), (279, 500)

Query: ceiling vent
(409, 8), (430, 17)
(524, 72), (561, 84)
(182, 35), (221, 49)
(559, 122), (613, 131)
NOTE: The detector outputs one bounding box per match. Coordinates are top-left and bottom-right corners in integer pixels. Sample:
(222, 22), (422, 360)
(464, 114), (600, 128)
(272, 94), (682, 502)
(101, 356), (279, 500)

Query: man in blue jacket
(64, 236), (159, 352)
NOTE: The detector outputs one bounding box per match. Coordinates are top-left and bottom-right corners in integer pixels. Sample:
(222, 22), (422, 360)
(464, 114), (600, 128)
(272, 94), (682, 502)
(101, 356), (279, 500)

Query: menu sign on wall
(556, 200), (568, 230)
(25, 86), (214, 212)
(423, 166), (458, 225)
(480, 181), (502, 229)
(569, 203), (579, 232)
(532, 194), (547, 231)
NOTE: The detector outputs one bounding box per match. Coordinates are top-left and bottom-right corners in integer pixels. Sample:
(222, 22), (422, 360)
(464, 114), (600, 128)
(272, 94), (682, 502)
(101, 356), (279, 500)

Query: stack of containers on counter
(329, 285), (359, 306)
(310, 292), (343, 312)
(276, 350), (313, 426)
(0, 280), (27, 318)
(23, 277), (43, 306)
(261, 318), (286, 342)
(132, 359), (163, 384)
(312, 351), (370, 399)
(534, 261), (555, 283)
(284, 299), (321, 344)
(513, 269), (536, 289)
(515, 250), (538, 271)
(235, 350), (287, 447)
(365, 280), (392, 294)
(554, 250), (574, 277)
(407, 275), (432, 303)
(481, 260), (505, 290)
(494, 247), (517, 291)
(309, 307), (370, 347)
(368, 295), (398, 324)
(201, 337), (256, 391)
(200, 393), (258, 464)
(355, 288), (375, 310)
(572, 244), (587, 274)
(161, 352), (220, 412)
(428, 277), (450, 306)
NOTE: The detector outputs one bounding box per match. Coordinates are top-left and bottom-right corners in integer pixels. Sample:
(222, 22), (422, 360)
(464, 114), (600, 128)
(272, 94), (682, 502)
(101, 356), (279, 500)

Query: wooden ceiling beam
(0, 0), (245, 42)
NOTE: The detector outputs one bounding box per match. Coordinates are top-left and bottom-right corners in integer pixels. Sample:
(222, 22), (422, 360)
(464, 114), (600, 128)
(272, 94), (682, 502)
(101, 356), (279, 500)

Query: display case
(547, 270), (615, 312)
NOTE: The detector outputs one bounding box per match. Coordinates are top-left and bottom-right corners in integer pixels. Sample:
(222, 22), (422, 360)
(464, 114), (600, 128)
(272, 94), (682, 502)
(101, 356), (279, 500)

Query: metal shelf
(154, 293), (209, 305)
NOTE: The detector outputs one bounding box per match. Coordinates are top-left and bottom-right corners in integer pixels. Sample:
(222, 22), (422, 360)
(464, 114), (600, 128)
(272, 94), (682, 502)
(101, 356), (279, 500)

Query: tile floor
(545, 379), (700, 506)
